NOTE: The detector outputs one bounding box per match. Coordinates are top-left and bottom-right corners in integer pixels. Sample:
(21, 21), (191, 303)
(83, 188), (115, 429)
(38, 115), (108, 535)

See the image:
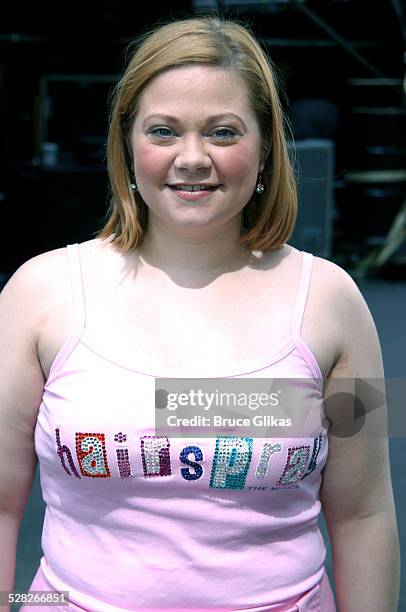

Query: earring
(255, 174), (265, 194)
(130, 182), (138, 192)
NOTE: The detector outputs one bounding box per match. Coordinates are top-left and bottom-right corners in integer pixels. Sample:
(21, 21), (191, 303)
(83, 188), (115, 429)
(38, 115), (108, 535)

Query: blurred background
(1, 0), (406, 280)
(1, 0), (405, 609)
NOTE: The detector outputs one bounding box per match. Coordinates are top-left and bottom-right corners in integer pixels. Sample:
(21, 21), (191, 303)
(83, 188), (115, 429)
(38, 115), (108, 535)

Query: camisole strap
(46, 243), (86, 383)
(290, 251), (314, 338)
(66, 243), (86, 329)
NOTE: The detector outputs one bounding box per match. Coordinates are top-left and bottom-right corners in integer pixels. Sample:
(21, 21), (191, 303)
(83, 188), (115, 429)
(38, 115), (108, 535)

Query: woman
(0, 16), (400, 612)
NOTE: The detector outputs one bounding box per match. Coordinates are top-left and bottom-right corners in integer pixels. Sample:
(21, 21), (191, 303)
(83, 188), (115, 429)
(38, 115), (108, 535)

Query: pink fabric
(30, 244), (336, 611)
(23, 563), (336, 611)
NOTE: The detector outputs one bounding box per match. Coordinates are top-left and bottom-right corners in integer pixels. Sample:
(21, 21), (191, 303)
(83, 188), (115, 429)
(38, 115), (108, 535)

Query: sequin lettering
(210, 436), (253, 490)
(141, 436), (171, 477)
(75, 433), (111, 478)
(180, 446), (203, 481)
(114, 432), (132, 478)
(301, 434), (323, 480)
(55, 428), (81, 478)
(274, 445), (311, 489)
(116, 448), (132, 478)
(53, 428), (326, 490)
(255, 442), (283, 478)
(114, 432), (127, 443)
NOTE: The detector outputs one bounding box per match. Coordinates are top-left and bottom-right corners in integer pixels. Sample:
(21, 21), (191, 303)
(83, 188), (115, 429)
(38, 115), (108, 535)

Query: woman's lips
(167, 185), (220, 202)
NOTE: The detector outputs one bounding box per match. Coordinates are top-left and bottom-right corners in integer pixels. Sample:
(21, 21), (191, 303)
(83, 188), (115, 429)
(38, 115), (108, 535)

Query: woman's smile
(166, 183), (221, 202)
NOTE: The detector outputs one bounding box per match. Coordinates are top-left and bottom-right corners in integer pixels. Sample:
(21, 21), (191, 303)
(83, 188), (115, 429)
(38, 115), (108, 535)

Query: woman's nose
(174, 134), (211, 171)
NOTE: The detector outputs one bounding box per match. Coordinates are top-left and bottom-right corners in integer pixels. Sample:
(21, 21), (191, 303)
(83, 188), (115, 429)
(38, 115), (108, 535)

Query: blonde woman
(1, 16), (399, 612)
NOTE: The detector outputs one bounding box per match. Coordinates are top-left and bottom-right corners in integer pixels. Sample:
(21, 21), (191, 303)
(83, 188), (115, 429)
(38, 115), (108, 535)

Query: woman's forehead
(135, 65), (256, 122)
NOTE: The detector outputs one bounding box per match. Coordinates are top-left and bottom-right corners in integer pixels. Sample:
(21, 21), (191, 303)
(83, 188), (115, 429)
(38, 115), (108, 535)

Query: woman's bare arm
(0, 256), (54, 600)
(319, 264), (400, 611)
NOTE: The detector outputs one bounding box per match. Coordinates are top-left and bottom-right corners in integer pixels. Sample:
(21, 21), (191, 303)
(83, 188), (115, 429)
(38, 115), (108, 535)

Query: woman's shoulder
(281, 245), (360, 296)
(286, 248), (376, 375)
(0, 246), (71, 360)
(308, 252), (376, 357)
(1, 238), (105, 323)
(2, 245), (69, 307)
(281, 245), (369, 319)
(310, 252), (366, 310)
(11, 237), (110, 281)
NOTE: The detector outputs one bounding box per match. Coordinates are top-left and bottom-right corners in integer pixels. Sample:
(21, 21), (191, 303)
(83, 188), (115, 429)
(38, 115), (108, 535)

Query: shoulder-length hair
(96, 15), (297, 252)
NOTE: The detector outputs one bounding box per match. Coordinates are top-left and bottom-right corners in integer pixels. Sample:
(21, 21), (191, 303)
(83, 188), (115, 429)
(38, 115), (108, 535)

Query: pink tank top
(34, 244), (329, 611)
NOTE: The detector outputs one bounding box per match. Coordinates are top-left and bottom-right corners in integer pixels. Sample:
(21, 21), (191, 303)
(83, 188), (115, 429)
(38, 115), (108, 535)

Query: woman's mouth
(167, 184), (220, 201)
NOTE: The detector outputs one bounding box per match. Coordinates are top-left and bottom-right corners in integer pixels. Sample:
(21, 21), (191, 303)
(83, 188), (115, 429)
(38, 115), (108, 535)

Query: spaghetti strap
(66, 243), (86, 329)
(45, 243), (86, 383)
(290, 251), (314, 338)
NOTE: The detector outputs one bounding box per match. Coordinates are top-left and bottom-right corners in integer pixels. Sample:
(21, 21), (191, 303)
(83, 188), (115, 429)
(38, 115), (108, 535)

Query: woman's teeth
(173, 185), (217, 192)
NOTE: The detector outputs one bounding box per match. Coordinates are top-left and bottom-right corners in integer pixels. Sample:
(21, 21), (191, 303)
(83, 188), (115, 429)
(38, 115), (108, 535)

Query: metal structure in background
(293, 0), (406, 273)
(290, 2), (406, 271)
(393, 0), (406, 99)
(293, 1), (403, 92)
(193, 0), (406, 273)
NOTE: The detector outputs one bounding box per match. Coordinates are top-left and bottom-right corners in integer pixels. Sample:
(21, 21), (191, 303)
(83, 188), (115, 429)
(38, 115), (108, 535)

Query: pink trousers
(20, 564), (336, 612)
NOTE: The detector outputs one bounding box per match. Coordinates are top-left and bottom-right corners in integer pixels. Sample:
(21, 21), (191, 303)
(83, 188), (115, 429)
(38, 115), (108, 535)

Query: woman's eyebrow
(142, 113), (247, 129)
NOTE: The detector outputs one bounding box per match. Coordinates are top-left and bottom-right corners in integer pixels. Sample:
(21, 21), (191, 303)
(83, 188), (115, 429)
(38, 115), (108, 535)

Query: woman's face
(131, 65), (264, 234)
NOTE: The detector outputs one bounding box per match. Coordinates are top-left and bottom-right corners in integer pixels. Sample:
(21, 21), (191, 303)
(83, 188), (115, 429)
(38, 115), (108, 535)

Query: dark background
(0, 0), (405, 277)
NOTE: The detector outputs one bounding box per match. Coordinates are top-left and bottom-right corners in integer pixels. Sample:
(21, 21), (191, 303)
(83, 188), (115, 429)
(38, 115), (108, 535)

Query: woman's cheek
(220, 145), (261, 184)
(133, 143), (170, 180)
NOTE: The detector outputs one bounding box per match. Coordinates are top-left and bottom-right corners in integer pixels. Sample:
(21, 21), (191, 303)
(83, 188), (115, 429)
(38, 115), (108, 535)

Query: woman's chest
(39, 274), (338, 384)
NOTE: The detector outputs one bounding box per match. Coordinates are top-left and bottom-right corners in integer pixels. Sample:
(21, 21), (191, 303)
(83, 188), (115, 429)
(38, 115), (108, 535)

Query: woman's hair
(96, 15), (297, 252)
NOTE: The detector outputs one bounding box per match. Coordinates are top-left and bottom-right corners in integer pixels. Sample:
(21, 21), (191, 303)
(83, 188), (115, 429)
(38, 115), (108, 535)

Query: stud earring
(130, 182), (138, 192)
(255, 174), (265, 194)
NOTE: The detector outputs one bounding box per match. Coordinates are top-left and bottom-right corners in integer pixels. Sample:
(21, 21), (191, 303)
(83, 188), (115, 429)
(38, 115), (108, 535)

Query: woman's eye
(212, 128), (237, 139)
(149, 127), (174, 138)
(148, 126), (238, 140)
